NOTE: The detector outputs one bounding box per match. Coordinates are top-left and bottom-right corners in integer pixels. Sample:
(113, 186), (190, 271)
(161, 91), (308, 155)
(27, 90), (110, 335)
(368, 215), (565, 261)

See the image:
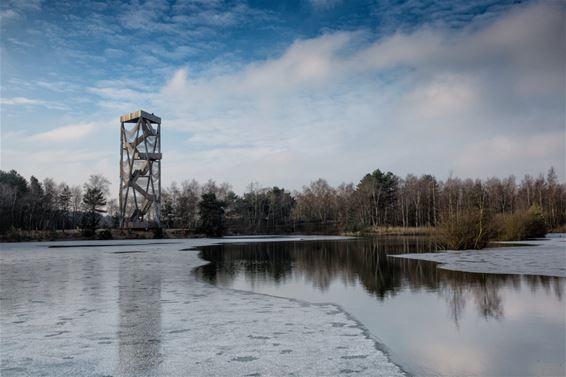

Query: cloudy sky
(1, 0), (564, 194)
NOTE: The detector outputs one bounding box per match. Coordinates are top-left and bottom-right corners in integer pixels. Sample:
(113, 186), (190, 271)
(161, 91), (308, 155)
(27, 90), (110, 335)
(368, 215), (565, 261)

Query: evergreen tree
(0, 170), (29, 231)
(28, 176), (44, 229)
(58, 185), (72, 230)
(81, 186), (107, 236)
(198, 192), (225, 237)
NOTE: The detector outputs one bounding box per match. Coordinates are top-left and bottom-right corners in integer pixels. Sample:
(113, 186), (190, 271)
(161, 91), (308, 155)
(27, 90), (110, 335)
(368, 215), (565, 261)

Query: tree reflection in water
(195, 237), (563, 324)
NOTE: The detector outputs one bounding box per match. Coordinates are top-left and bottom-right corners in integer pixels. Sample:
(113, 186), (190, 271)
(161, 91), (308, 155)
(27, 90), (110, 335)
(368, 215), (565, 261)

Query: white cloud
(1, 97), (45, 105)
(0, 96), (68, 110)
(2, 146), (109, 189)
(36, 80), (77, 93)
(0, 9), (19, 21)
(400, 75), (481, 120)
(308, 0), (343, 11)
(453, 131), (566, 179)
(0, 0), (41, 23)
(141, 2), (564, 189)
(31, 123), (96, 142)
(149, 2), (562, 108)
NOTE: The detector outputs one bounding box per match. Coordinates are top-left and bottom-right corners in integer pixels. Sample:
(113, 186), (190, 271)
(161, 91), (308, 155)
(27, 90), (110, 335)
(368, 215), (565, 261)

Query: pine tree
(198, 192), (225, 237)
(81, 186), (107, 237)
(58, 185), (72, 230)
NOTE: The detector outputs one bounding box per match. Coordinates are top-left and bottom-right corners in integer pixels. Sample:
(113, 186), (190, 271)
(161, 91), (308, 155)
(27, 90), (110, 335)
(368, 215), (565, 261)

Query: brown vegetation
(493, 205), (548, 241)
(0, 228), (209, 242)
(437, 209), (494, 250)
(352, 226), (435, 236)
(437, 205), (549, 250)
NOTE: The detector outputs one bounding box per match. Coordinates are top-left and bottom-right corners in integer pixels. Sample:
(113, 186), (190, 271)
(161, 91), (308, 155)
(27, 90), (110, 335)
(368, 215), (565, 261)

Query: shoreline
(3, 226), (566, 243)
(0, 226), (434, 243)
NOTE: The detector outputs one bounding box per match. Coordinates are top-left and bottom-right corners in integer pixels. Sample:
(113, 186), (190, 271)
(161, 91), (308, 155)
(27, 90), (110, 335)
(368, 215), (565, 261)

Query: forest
(0, 167), (564, 243)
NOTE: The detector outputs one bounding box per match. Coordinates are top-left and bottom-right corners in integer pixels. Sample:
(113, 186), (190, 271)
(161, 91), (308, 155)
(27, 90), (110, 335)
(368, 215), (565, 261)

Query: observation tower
(119, 110), (162, 228)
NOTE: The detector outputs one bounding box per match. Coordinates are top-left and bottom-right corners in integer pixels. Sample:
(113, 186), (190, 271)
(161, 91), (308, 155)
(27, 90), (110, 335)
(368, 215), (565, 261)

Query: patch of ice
(390, 234), (566, 278)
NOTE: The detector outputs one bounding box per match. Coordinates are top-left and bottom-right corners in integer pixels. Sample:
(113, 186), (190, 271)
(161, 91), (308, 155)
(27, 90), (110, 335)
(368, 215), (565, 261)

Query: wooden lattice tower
(119, 110), (162, 228)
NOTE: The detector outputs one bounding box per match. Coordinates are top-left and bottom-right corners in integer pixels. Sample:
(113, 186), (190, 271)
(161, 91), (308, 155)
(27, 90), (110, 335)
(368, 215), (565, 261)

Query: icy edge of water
(389, 235), (566, 278)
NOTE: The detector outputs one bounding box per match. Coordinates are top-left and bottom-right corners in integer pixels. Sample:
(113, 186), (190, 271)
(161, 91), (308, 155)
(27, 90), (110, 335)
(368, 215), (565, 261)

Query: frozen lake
(1, 235), (565, 376)
(0, 237), (404, 377)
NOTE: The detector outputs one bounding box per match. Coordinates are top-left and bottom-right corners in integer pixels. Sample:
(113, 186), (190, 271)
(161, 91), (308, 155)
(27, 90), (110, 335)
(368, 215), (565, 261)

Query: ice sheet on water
(391, 234), (566, 277)
(0, 236), (404, 377)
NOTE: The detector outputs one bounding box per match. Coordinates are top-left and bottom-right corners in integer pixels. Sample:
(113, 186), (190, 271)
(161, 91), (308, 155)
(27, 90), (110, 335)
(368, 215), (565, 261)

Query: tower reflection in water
(118, 254), (162, 376)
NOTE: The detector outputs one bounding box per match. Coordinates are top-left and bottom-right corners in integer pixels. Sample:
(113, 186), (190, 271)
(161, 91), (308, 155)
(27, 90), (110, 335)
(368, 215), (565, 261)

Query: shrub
(526, 205), (548, 238)
(152, 227), (164, 239)
(495, 205), (547, 241)
(437, 209), (494, 250)
(48, 229), (58, 241)
(4, 226), (22, 242)
(97, 229), (113, 240)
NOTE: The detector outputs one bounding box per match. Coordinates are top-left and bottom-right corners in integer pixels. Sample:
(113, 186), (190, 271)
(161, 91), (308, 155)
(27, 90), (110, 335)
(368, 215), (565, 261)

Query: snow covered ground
(0, 237), (405, 377)
(390, 234), (566, 278)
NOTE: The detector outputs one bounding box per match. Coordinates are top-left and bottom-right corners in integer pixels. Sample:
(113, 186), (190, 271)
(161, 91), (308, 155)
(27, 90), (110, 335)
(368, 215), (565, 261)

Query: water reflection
(196, 238), (563, 324)
(117, 255), (162, 376)
(194, 238), (566, 377)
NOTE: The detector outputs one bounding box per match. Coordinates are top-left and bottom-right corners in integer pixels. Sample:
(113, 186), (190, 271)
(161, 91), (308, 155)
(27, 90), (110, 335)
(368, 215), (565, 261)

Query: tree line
(0, 171), (113, 237)
(0, 167), (564, 237)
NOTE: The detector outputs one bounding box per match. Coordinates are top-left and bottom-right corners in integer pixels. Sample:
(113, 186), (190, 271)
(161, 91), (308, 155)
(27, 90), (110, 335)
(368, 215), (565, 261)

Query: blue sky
(1, 0), (564, 193)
